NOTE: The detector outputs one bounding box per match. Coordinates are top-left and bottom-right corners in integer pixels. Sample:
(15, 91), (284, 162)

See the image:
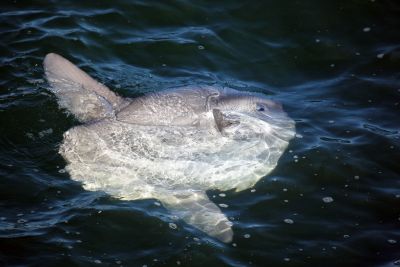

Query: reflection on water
(0, 1), (399, 266)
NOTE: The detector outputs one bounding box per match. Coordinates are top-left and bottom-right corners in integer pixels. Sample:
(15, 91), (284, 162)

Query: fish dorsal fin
(212, 109), (239, 133)
(159, 191), (233, 243)
(43, 53), (126, 122)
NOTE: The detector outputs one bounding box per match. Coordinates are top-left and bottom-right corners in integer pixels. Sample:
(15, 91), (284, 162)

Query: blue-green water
(1, 1), (400, 266)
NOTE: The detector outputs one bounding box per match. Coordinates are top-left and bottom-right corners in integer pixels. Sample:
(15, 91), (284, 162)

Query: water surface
(1, 1), (400, 266)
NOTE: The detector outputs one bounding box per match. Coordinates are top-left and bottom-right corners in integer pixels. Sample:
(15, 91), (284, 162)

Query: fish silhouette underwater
(43, 53), (295, 243)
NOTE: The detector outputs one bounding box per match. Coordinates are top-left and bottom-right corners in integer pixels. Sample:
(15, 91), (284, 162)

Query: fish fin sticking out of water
(158, 191), (233, 243)
(43, 53), (127, 122)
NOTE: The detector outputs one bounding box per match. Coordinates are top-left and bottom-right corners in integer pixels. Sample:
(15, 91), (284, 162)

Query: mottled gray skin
(116, 86), (284, 129)
(44, 53), (295, 243)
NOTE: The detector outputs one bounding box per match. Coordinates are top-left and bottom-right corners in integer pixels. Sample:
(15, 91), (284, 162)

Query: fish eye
(256, 104), (265, 112)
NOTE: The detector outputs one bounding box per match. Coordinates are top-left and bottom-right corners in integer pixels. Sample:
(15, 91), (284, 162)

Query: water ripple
(1, 0), (400, 266)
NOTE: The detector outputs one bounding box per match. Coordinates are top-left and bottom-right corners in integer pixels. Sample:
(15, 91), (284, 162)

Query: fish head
(211, 90), (295, 140)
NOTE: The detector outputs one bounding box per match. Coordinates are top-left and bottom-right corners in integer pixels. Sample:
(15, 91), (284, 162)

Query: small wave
(320, 136), (351, 144)
(363, 124), (398, 136)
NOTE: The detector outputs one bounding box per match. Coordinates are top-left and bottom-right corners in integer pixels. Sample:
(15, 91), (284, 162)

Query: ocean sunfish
(43, 53), (295, 243)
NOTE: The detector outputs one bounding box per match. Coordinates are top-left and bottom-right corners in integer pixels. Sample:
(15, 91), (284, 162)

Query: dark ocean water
(1, 1), (400, 266)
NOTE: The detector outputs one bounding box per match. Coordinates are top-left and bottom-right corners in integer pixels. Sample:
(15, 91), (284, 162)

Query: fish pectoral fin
(160, 191), (233, 243)
(43, 53), (126, 122)
(212, 109), (239, 133)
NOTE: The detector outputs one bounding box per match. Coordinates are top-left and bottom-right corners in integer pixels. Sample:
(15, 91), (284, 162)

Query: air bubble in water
(322, 197), (334, 203)
(169, 223), (177, 230)
(284, 218), (294, 224)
